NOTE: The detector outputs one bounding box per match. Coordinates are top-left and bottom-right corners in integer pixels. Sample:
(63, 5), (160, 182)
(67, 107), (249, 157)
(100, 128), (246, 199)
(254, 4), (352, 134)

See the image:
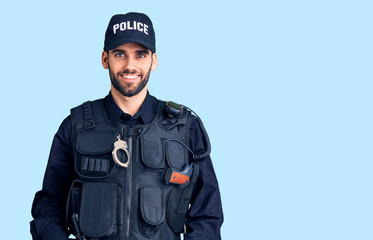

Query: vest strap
(82, 101), (96, 130)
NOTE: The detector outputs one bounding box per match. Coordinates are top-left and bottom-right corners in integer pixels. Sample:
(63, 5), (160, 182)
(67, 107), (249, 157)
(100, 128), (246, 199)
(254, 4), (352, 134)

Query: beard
(109, 64), (152, 97)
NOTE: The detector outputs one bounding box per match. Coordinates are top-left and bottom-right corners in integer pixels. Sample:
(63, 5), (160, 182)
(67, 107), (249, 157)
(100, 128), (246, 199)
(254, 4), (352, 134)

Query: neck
(110, 85), (148, 116)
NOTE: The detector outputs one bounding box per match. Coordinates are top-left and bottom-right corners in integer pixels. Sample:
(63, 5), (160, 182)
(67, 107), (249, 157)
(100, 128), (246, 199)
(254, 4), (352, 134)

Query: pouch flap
(166, 140), (187, 170)
(140, 188), (164, 225)
(80, 182), (117, 237)
(76, 131), (117, 155)
(140, 137), (164, 168)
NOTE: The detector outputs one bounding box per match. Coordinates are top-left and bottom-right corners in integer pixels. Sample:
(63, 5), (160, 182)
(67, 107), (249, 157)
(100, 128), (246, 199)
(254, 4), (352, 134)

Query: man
(31, 12), (223, 240)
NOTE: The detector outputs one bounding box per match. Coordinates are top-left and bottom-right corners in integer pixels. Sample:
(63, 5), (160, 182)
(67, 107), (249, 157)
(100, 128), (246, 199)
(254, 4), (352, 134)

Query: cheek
(145, 59), (155, 71)
(107, 61), (121, 74)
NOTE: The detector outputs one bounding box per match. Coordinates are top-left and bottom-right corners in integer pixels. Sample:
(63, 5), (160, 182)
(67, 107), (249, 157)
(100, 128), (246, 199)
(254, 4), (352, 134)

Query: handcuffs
(112, 133), (130, 168)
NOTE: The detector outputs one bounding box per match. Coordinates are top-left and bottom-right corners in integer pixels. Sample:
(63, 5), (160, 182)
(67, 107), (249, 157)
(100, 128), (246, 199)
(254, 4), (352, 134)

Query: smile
(120, 74), (141, 81)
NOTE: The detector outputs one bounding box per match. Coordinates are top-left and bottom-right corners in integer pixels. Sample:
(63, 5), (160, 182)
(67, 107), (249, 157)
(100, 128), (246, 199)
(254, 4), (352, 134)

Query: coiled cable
(165, 105), (211, 161)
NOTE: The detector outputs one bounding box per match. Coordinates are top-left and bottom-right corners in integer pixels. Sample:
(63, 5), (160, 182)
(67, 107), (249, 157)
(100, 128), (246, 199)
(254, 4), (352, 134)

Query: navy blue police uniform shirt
(31, 92), (224, 240)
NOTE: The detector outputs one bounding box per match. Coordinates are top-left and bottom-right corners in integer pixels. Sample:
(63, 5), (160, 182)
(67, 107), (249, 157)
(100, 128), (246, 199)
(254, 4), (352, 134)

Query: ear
(151, 53), (158, 71)
(102, 51), (109, 69)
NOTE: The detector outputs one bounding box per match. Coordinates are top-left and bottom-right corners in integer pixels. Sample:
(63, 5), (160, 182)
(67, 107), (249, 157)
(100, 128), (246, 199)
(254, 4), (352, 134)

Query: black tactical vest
(66, 99), (199, 240)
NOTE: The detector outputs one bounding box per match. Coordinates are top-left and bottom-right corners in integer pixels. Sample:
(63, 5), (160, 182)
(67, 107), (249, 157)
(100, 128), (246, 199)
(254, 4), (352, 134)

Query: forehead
(110, 42), (150, 53)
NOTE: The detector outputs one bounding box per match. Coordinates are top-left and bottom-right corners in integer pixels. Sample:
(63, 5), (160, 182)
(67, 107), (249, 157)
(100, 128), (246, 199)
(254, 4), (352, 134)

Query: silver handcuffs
(112, 134), (130, 168)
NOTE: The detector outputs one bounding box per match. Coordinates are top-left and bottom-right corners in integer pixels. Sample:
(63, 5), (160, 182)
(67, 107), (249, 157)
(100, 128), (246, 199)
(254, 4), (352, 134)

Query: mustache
(120, 69), (140, 75)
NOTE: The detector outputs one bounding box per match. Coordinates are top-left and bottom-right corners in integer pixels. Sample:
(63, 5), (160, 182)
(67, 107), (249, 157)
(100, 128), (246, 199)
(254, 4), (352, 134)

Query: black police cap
(104, 12), (156, 53)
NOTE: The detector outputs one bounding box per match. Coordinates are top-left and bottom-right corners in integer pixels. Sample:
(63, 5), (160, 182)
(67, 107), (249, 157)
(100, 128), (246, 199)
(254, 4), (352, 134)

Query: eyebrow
(110, 49), (150, 55)
(111, 49), (125, 54)
(136, 50), (150, 55)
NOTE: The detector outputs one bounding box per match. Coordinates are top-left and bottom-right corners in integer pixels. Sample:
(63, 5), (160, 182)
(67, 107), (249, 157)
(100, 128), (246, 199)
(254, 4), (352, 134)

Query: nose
(123, 56), (137, 72)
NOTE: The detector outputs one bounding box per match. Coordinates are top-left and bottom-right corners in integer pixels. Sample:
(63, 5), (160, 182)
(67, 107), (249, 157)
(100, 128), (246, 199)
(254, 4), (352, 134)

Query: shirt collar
(104, 91), (158, 125)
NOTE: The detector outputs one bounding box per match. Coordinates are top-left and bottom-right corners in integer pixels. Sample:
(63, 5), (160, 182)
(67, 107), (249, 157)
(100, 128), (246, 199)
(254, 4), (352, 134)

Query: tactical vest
(66, 99), (200, 240)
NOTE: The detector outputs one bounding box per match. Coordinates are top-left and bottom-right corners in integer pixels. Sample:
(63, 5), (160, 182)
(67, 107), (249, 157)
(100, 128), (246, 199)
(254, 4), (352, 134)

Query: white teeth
(122, 75), (138, 79)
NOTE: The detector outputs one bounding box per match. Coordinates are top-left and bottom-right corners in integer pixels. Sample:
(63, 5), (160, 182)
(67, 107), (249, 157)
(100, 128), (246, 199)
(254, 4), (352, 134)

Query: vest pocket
(79, 182), (119, 238)
(75, 131), (118, 178)
(140, 137), (188, 172)
(140, 137), (165, 168)
(139, 187), (165, 237)
(165, 140), (187, 170)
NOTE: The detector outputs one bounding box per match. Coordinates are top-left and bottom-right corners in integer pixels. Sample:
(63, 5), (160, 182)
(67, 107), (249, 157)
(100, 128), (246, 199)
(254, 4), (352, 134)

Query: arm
(31, 116), (75, 240)
(185, 118), (224, 240)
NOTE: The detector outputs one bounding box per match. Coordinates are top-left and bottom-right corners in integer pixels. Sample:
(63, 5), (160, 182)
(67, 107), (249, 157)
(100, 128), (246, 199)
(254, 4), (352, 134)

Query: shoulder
(163, 101), (210, 156)
(70, 98), (106, 130)
(53, 98), (105, 144)
(70, 98), (105, 116)
(52, 114), (73, 147)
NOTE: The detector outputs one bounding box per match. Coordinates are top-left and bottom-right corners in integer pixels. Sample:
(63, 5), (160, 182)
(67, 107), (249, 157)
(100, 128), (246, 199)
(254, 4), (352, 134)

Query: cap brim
(105, 36), (155, 53)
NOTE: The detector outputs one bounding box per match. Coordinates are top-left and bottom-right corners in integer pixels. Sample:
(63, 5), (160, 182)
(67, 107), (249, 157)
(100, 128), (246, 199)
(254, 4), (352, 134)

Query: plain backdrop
(0, 1), (372, 239)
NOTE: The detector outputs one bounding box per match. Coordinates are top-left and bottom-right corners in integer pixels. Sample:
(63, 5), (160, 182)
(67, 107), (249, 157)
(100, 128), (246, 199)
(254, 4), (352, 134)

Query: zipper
(124, 136), (132, 238)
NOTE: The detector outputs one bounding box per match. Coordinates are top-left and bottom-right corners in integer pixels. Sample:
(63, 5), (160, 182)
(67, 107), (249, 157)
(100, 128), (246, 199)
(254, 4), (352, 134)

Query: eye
(137, 54), (145, 58)
(115, 53), (125, 58)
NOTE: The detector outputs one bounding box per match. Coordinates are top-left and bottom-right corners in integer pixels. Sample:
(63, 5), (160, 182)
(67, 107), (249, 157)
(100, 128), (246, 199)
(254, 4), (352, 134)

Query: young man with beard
(30, 12), (223, 240)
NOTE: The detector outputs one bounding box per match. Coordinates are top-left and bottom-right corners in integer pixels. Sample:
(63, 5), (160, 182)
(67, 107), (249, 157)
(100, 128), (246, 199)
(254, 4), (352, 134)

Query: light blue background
(0, 1), (372, 239)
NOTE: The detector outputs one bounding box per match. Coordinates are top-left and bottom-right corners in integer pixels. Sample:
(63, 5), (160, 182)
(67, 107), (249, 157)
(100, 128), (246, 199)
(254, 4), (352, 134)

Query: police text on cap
(113, 21), (149, 35)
